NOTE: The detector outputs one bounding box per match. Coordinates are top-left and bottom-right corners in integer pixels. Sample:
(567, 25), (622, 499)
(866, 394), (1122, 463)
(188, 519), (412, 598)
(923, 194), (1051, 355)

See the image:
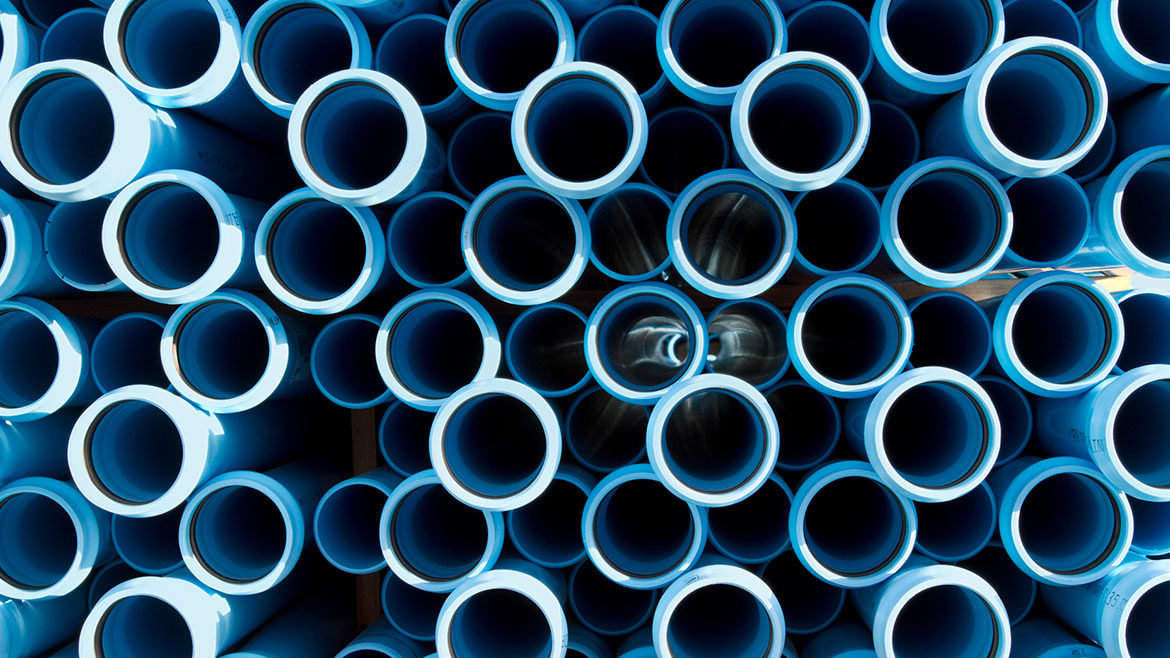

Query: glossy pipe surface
(386, 191), (470, 289)
(791, 179), (882, 278)
(0, 297), (97, 420)
(577, 6), (668, 110)
(705, 299), (789, 388)
(375, 14), (470, 124)
(504, 302), (590, 397)
(906, 292), (993, 376)
(314, 468), (402, 574)
(43, 198), (120, 293)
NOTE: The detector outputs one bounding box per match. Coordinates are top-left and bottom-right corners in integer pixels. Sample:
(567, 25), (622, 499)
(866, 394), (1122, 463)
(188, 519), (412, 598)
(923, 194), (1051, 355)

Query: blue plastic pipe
(1116, 86), (1170, 156)
(586, 183), (671, 282)
(0, 1), (40, 88)
(1113, 290), (1170, 371)
(382, 572), (448, 641)
(220, 595), (355, 658)
(0, 587), (88, 657)
(1128, 497), (1170, 556)
(507, 464), (595, 568)
(569, 624), (613, 658)
(310, 314), (392, 409)
(241, 0), (371, 117)
(87, 559), (138, 610)
(0, 411), (76, 483)
(787, 2), (873, 82)
(988, 456), (1133, 585)
(1009, 617), (1105, 658)
(638, 107), (729, 197)
(568, 559), (658, 637)
(68, 385), (309, 517)
(914, 481), (997, 562)
(337, 619), (425, 658)
(462, 176), (590, 305)
(0, 297), (98, 420)
(375, 14), (471, 124)
(802, 622), (877, 658)
(999, 174), (1091, 268)
(0, 191), (69, 300)
(378, 469), (505, 592)
(41, 8), (110, 68)
(288, 68), (442, 207)
(759, 549), (846, 635)
(505, 303), (590, 397)
(20, 0), (98, 30)
(656, 0), (785, 106)
(1081, 0), (1170, 100)
(577, 7), (668, 110)
(616, 629), (656, 658)
(906, 292), (992, 376)
(705, 299), (789, 388)
(332, 0), (440, 29)
(387, 191), (469, 289)
(446, 112), (522, 199)
(766, 380), (841, 471)
(254, 188), (390, 315)
(582, 464), (708, 589)
(43, 198), (120, 292)
(1003, 0), (1082, 44)
(564, 386), (648, 473)
(668, 169), (796, 298)
(378, 402), (434, 477)
(314, 468), (402, 574)
(984, 270), (1124, 397)
(787, 274), (913, 399)
(1065, 112), (1115, 183)
(958, 542), (1036, 625)
(791, 180), (881, 278)
(849, 100), (919, 194)
(789, 460), (917, 588)
(708, 473), (792, 564)
(110, 507), (184, 575)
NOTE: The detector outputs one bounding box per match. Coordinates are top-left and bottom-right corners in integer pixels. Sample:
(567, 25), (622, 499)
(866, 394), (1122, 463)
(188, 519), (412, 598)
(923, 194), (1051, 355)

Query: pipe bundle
(0, 0), (1166, 656)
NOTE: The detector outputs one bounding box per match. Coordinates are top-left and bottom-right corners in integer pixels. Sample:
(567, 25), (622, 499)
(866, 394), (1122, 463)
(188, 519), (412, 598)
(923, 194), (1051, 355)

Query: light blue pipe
(977, 376), (1031, 466)
(653, 559), (785, 658)
(288, 68), (442, 207)
(1003, 0), (1082, 44)
(110, 507), (184, 575)
(849, 99), (919, 194)
(984, 270), (1124, 397)
(656, 0), (785, 106)
(310, 314), (392, 409)
(41, 8), (110, 68)
(43, 198), (120, 293)
(0, 192), (67, 300)
(851, 556), (1010, 658)
(789, 460), (917, 588)
(1081, 0), (1170, 100)
(999, 174), (1091, 268)
(732, 52), (869, 192)
(255, 188), (389, 315)
(446, 112), (522, 199)
(444, 0), (575, 110)
(759, 549), (846, 635)
(802, 622), (876, 658)
(0, 476), (112, 599)
(913, 481), (997, 562)
(906, 292), (992, 376)
(577, 7), (668, 110)
(925, 38), (1108, 178)
(161, 289), (312, 413)
(379, 469), (505, 592)
(791, 179), (882, 277)
(569, 624), (613, 658)
(87, 559), (137, 609)
(220, 595), (354, 658)
(766, 380), (840, 471)
(868, 0), (1005, 105)
(638, 107), (729, 197)
(617, 629), (655, 658)
(435, 558), (568, 658)
(376, 14), (471, 124)
(563, 386), (648, 473)
(430, 377), (562, 511)
(241, 0), (371, 117)
(0, 411), (76, 483)
(787, 274), (913, 399)
(387, 191), (470, 289)
(706, 299), (789, 388)
(382, 572), (448, 641)
(314, 468), (402, 574)
(104, 169), (265, 304)
(988, 456), (1133, 585)
(378, 401), (434, 477)
(0, 587), (88, 657)
(337, 619), (425, 658)
(1114, 290), (1170, 371)
(179, 461), (337, 594)
(787, 2), (873, 82)
(462, 176), (589, 305)
(0, 1), (39, 91)
(1035, 364), (1170, 501)
(582, 464), (708, 589)
(568, 559), (658, 637)
(708, 473), (792, 564)
(1042, 557), (1170, 658)
(0, 297), (97, 420)
(958, 542), (1036, 624)
(586, 182), (671, 282)
(68, 385), (310, 517)
(1067, 111), (1115, 183)
(331, 0), (440, 29)
(1128, 497), (1170, 556)
(508, 464), (595, 568)
(1116, 86), (1170, 156)
(647, 373), (779, 506)
(1010, 617), (1105, 658)
(505, 302), (591, 397)
(880, 157), (1013, 288)
(667, 169), (796, 298)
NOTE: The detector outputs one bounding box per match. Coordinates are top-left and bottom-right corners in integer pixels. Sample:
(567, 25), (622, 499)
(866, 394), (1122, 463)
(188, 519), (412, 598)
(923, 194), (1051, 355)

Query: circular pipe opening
(86, 400), (183, 505)
(915, 483), (997, 560)
(1003, 175), (1089, 266)
(1067, 112), (1114, 182)
(254, 4), (359, 105)
(119, 183), (220, 291)
(469, 187), (579, 292)
(577, 7), (663, 96)
(639, 108), (728, 195)
(383, 299), (488, 402)
(787, 2), (872, 80)
(453, 0), (562, 96)
(439, 394), (549, 498)
(707, 301), (788, 386)
(1017, 472), (1123, 574)
(388, 193), (468, 288)
(664, 0), (778, 88)
(40, 8), (111, 83)
(1009, 282), (1113, 386)
(660, 389), (768, 494)
(21, 0), (94, 31)
(506, 305), (588, 395)
(173, 301), (271, 401)
(1116, 0), (1170, 65)
(676, 181), (786, 285)
(1119, 158), (1170, 266)
(879, 381), (992, 491)
(188, 484), (288, 583)
(888, 584), (1002, 658)
(909, 294), (992, 375)
(265, 198), (367, 303)
(802, 475), (909, 577)
(959, 545), (1036, 624)
(977, 376), (1031, 465)
(45, 198), (117, 291)
(0, 492), (78, 589)
(87, 561), (139, 610)
(1112, 378), (1170, 489)
(378, 403), (434, 477)
(587, 185), (670, 281)
(665, 584), (774, 657)
(508, 476), (588, 566)
(312, 316), (388, 408)
(793, 181), (881, 274)
(302, 82), (409, 191)
(1117, 293), (1170, 371)
(708, 475), (791, 563)
(1003, 0), (1082, 44)
(593, 478), (696, 578)
(116, 0), (222, 89)
(111, 507), (184, 574)
(376, 15), (456, 108)
(389, 483), (491, 582)
(883, 0), (995, 77)
(98, 595), (194, 657)
(1129, 498), (1170, 556)
(596, 297), (697, 392)
(382, 573), (448, 641)
(447, 112), (522, 198)
(316, 481), (390, 572)
(893, 168), (1005, 275)
(797, 285), (905, 387)
(0, 310), (63, 411)
(761, 550), (845, 635)
(568, 561), (657, 636)
(1126, 580), (1170, 658)
(767, 382), (839, 470)
(565, 388), (647, 472)
(983, 50), (1094, 162)
(12, 72), (114, 185)
(450, 587), (554, 657)
(849, 100), (919, 192)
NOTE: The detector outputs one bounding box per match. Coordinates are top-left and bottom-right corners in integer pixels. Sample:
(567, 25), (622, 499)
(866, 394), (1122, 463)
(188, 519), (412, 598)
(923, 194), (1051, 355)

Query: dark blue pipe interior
(896, 170), (1001, 274)
(1120, 159), (1170, 264)
(1118, 294), (1170, 371)
(1011, 283), (1110, 384)
(593, 478), (695, 577)
(451, 588), (552, 658)
(1017, 473), (1119, 574)
(747, 67), (855, 174)
(457, 0), (560, 94)
(1005, 176), (1089, 265)
(442, 394), (546, 498)
(849, 101), (917, 191)
(473, 189), (576, 290)
(803, 476), (906, 575)
(386, 300), (485, 401)
(100, 596), (194, 658)
(1131, 498), (1170, 556)
(509, 477), (587, 564)
(682, 183), (783, 284)
(1066, 114), (1114, 182)
(1003, 0), (1081, 43)
(378, 403), (434, 476)
(891, 585), (998, 658)
(767, 383), (839, 470)
(20, 0), (94, 30)
(640, 108), (727, 195)
(597, 297), (695, 391)
(1117, 0), (1170, 65)
(708, 476), (790, 561)
(566, 389), (647, 471)
(16, 74), (114, 185)
(662, 390), (767, 492)
(800, 286), (902, 385)
(304, 83), (408, 191)
(391, 484), (489, 581)
(979, 378), (1030, 463)
(589, 186), (670, 278)
(910, 295), (990, 374)
(508, 306), (587, 393)
(257, 5), (355, 104)
(960, 545), (1035, 623)
(382, 573), (447, 638)
(120, 0), (220, 89)
(191, 484), (287, 583)
(40, 8), (111, 67)
(0, 492), (76, 589)
(88, 561), (139, 609)
(578, 8), (663, 93)
(112, 507), (184, 572)
(317, 481), (388, 569)
(788, 3), (870, 79)
(44, 199), (115, 288)
(569, 561), (657, 635)
(314, 317), (386, 405)
(123, 184), (219, 290)
(271, 200), (365, 301)
(1113, 379), (1170, 488)
(448, 113), (522, 198)
(795, 183), (879, 272)
(882, 382), (988, 489)
(389, 195), (467, 286)
(526, 76), (632, 183)
(1127, 581), (1170, 658)
(884, 0), (992, 76)
(761, 550), (844, 634)
(915, 486), (995, 559)
(668, 0), (775, 87)
(665, 584), (772, 658)
(0, 311), (58, 408)
(985, 52), (1091, 161)
(175, 301), (270, 400)
(377, 16), (457, 107)
(707, 302), (788, 385)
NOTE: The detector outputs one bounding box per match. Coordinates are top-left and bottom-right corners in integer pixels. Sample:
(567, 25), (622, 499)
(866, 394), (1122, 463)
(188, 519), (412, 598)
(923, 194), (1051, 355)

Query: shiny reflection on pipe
(706, 299), (789, 389)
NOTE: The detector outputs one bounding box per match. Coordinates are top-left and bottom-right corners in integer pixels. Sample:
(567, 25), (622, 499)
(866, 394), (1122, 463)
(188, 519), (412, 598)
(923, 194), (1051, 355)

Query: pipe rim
(914, 481), (998, 562)
(791, 179), (883, 276)
(506, 464), (597, 568)
(1000, 174), (1092, 268)
(80, 575), (216, 658)
(705, 298), (791, 389)
(503, 302), (591, 397)
(563, 385), (649, 472)
(1103, 559), (1170, 658)
(1094, 0), (1170, 83)
(376, 14), (471, 122)
(652, 564), (786, 658)
(1096, 147), (1170, 277)
(39, 7), (110, 64)
(446, 112), (513, 199)
(0, 297), (87, 420)
(0, 192), (42, 301)
(975, 375), (1032, 465)
(857, 100), (921, 194)
(586, 182), (673, 282)
(907, 291), (994, 375)
(637, 107), (731, 197)
(310, 314), (393, 409)
(381, 571), (445, 641)
(46, 198), (122, 293)
(0, 477), (102, 599)
(386, 191), (472, 289)
(765, 380), (842, 471)
(378, 401), (435, 477)
(0, 7), (36, 87)
(313, 471), (399, 573)
(786, 1), (875, 82)
(435, 566), (570, 658)
(707, 473), (794, 563)
(1090, 364), (1170, 501)
(567, 559), (659, 636)
(576, 5), (670, 107)
(90, 312), (168, 394)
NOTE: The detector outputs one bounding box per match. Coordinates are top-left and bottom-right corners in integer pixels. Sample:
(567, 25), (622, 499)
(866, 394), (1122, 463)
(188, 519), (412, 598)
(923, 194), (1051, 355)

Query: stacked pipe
(0, 0), (1166, 655)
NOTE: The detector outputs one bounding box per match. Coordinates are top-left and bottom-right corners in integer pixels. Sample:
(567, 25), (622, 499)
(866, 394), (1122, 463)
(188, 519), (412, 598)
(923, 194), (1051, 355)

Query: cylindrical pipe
(656, 0), (785, 106)
(254, 188), (389, 315)
(68, 385), (309, 517)
(787, 274), (913, 399)
(43, 198), (120, 293)
(387, 191), (470, 289)
(378, 402), (434, 477)
(791, 179), (882, 277)
(914, 481), (997, 562)
(220, 595), (355, 658)
(787, 2), (873, 82)
(564, 386), (648, 472)
(789, 460), (917, 587)
(0, 297), (97, 420)
(989, 456), (1133, 585)
(647, 373), (779, 506)
(446, 112), (522, 199)
(0, 411), (76, 483)
(1, 2), (42, 95)
(287, 69), (442, 207)
(925, 38), (1108, 178)
(507, 464), (596, 568)
(375, 14), (471, 124)
(19, 0), (95, 31)
(310, 314), (392, 409)
(88, 560), (138, 610)
(667, 169), (796, 298)
(462, 176), (590, 305)
(577, 6), (668, 110)
(906, 292), (992, 376)
(999, 174), (1091, 268)
(331, 0), (440, 29)
(382, 572), (448, 642)
(759, 549), (846, 635)
(849, 99), (919, 194)
(1081, 0), (1170, 100)
(568, 624), (612, 658)
(505, 302), (590, 397)
(0, 192), (68, 300)
(653, 560), (785, 658)
(766, 380), (841, 471)
(638, 107), (729, 197)
(110, 507), (184, 575)
(568, 559), (658, 637)
(732, 52), (870, 192)
(582, 464), (708, 589)
(1118, 85), (1170, 158)
(104, 170), (265, 304)
(314, 468), (401, 574)
(430, 377), (562, 511)
(379, 469), (505, 592)
(976, 375), (1032, 465)
(1129, 498), (1170, 556)
(958, 542), (1036, 625)
(0, 586), (87, 658)
(1068, 112), (1116, 183)
(241, 0), (371, 117)
(161, 289), (311, 413)
(586, 182), (671, 282)
(337, 619), (425, 658)
(41, 8), (110, 68)
(1010, 617), (1105, 658)
(617, 629), (655, 658)
(708, 473), (792, 564)
(444, 0), (575, 110)
(880, 157), (1013, 288)
(802, 622), (876, 658)
(1114, 290), (1170, 372)
(984, 270), (1124, 397)
(1003, 0), (1082, 44)
(868, 0), (1006, 105)
(705, 299), (789, 388)
(0, 476), (112, 599)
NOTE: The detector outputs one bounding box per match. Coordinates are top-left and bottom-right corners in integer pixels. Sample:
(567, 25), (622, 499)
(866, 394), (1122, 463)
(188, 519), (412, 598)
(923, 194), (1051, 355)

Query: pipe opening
(1117, 294), (1170, 370)
(767, 383), (838, 470)
(666, 584), (773, 658)
(390, 484), (490, 581)
(597, 297), (695, 391)
(641, 108), (727, 195)
(667, 0), (776, 88)
(317, 481), (388, 570)
(1067, 113), (1114, 182)
(708, 476), (790, 561)
(589, 186), (670, 279)
(761, 550), (844, 634)
(915, 485), (996, 559)
(578, 8), (662, 93)
(99, 596), (194, 658)
(799, 286), (903, 385)
(984, 51), (1092, 161)
(268, 200), (365, 301)
(795, 183), (879, 272)
(910, 295), (990, 374)
(746, 65), (858, 174)
(593, 479), (695, 577)
(118, 0), (221, 89)
(13, 73), (114, 185)
(1127, 580), (1170, 658)
(379, 403), (433, 476)
(1120, 159), (1170, 264)
(891, 585), (1000, 658)
(174, 301), (271, 401)
(41, 8), (110, 69)
(0, 492), (77, 589)
(471, 189), (577, 291)
(881, 382), (989, 490)
(441, 394), (548, 498)
(111, 508), (183, 573)
(803, 476), (907, 576)
(508, 307), (587, 393)
(87, 401), (183, 504)
(1114, 379), (1170, 488)
(960, 548), (1035, 624)
(662, 389), (767, 493)
(681, 183), (784, 284)
(120, 183), (219, 291)
(707, 303), (787, 385)
(448, 113), (522, 198)
(303, 82), (408, 191)
(45, 199), (116, 289)
(787, 3), (871, 79)
(509, 477), (587, 564)
(255, 5), (355, 104)
(525, 76), (633, 183)
(313, 317), (386, 406)
(385, 300), (485, 401)
(1003, 0), (1081, 43)
(88, 561), (139, 610)
(566, 389), (647, 471)
(978, 378), (1029, 464)
(450, 588), (553, 658)
(389, 194), (467, 287)
(569, 561), (656, 635)
(20, 0), (93, 30)
(896, 169), (1003, 274)
(455, 0), (560, 94)
(1130, 498), (1170, 555)
(0, 311), (59, 408)
(1010, 283), (1111, 384)
(1018, 472), (1121, 574)
(885, 0), (993, 76)
(189, 484), (288, 583)
(1005, 176), (1089, 264)
(382, 574), (447, 639)
(376, 16), (456, 107)
(1117, 0), (1170, 65)
(850, 101), (918, 191)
